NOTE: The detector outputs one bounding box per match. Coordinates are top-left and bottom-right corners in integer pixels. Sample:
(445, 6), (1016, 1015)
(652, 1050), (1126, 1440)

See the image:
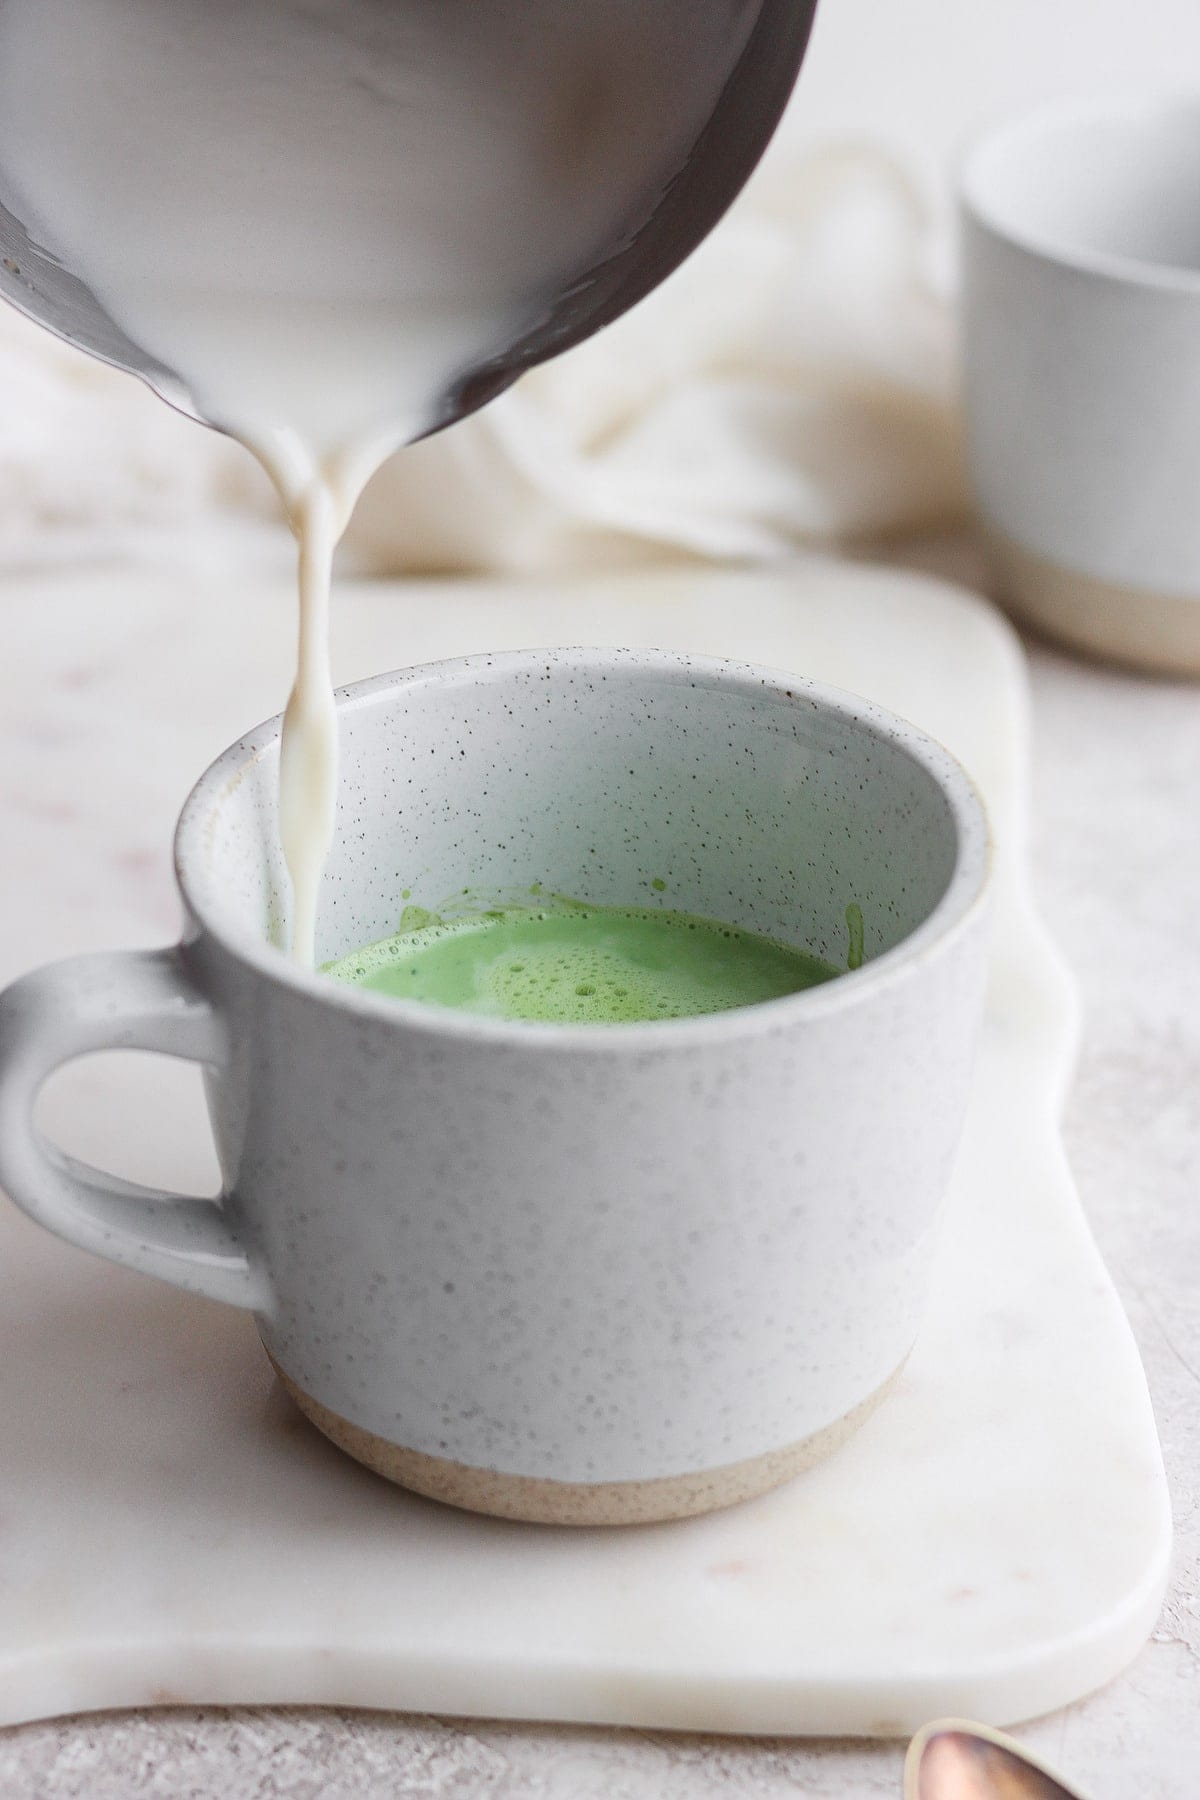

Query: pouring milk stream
(0, 0), (771, 963)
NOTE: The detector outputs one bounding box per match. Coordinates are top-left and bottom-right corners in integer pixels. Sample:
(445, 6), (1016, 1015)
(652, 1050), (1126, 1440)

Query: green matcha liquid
(325, 901), (840, 1024)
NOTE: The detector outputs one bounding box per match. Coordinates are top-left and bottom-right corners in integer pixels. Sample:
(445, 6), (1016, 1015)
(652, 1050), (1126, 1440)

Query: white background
(784, 0), (1200, 179)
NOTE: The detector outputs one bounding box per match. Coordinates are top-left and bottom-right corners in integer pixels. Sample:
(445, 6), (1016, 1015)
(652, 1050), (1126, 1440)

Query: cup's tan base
(271, 1356), (903, 1525)
(985, 527), (1200, 678)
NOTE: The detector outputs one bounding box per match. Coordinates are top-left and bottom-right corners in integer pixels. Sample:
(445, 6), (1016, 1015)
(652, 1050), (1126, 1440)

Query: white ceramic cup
(0, 650), (991, 1524)
(961, 94), (1200, 676)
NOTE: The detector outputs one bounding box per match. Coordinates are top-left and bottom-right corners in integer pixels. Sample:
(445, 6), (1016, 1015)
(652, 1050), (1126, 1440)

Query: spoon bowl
(906, 1721), (1086, 1800)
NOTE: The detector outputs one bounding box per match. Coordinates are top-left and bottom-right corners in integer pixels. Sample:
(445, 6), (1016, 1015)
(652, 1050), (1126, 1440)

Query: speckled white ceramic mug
(0, 650), (991, 1524)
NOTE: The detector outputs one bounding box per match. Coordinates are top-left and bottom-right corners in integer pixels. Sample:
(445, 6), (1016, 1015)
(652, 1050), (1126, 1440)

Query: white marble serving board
(0, 560), (1170, 1737)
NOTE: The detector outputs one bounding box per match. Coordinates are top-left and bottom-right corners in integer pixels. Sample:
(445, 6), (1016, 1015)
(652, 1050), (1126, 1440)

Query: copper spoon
(906, 1721), (1088, 1800)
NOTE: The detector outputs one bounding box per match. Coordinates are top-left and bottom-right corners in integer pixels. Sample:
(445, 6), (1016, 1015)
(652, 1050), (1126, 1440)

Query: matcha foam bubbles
(325, 901), (841, 1025)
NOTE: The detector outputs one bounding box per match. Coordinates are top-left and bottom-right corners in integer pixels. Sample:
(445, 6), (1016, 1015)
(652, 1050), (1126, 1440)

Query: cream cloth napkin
(0, 142), (966, 574)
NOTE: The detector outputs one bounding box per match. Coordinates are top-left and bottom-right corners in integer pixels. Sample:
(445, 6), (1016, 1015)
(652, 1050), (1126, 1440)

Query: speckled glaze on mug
(0, 650), (991, 1524)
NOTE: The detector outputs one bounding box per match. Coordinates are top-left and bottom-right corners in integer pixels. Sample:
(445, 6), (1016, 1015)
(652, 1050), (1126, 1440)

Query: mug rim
(959, 90), (1200, 297)
(175, 646), (992, 1050)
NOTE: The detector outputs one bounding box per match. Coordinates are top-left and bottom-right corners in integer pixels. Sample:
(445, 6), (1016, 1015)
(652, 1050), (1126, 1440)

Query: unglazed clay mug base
(962, 95), (1200, 677)
(0, 651), (991, 1526)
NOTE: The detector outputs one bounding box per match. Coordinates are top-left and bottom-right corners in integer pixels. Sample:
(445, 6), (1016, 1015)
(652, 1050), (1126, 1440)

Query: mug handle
(0, 946), (269, 1312)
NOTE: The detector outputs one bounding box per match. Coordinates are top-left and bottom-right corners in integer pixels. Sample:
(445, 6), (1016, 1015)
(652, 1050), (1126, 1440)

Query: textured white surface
(0, 562), (1172, 1781)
